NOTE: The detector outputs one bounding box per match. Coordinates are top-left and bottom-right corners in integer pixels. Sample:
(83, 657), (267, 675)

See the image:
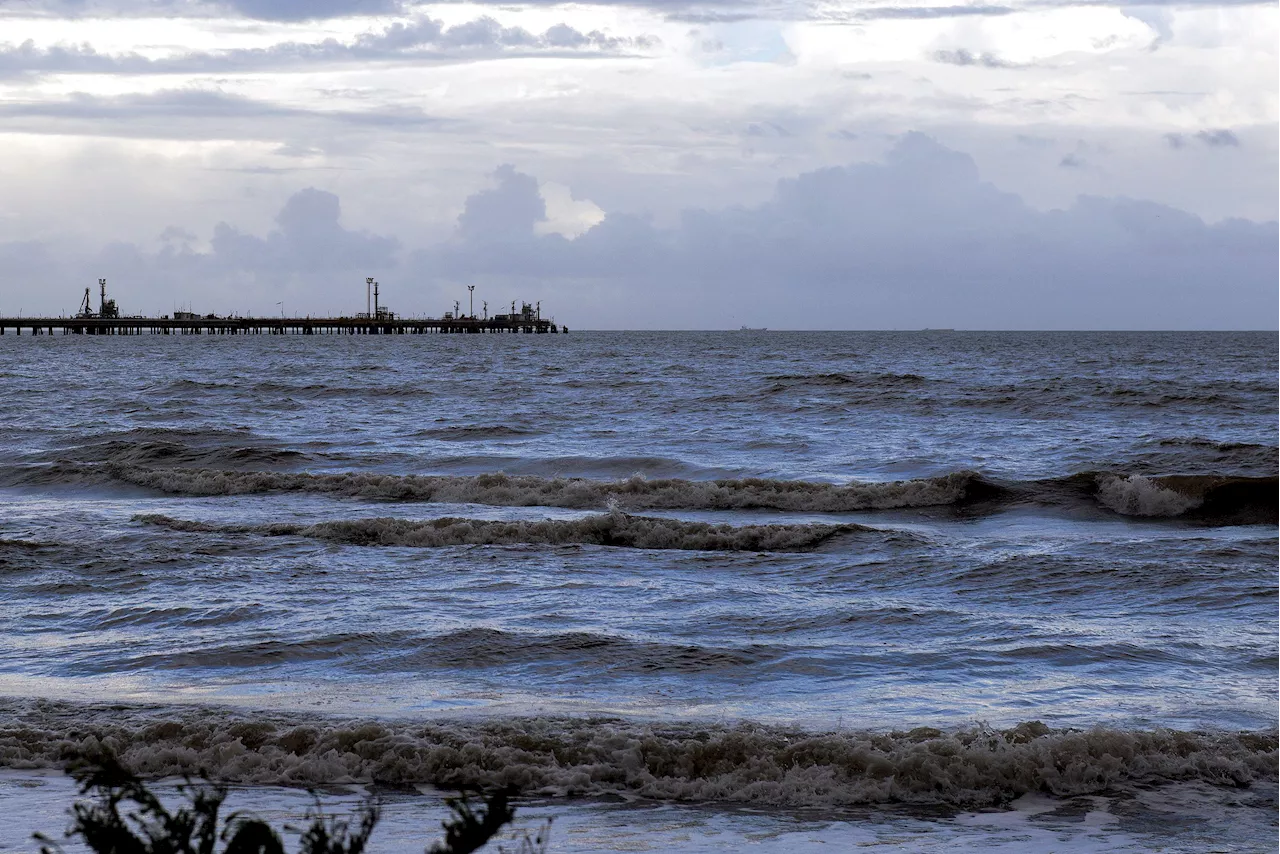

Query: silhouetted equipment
(494, 302), (539, 324)
(98, 279), (118, 319)
(75, 280), (118, 319)
(0, 280), (566, 335)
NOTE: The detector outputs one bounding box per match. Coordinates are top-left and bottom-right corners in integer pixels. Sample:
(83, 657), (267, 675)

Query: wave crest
(134, 511), (870, 553)
(96, 468), (989, 512)
(1096, 475), (1202, 517)
(0, 703), (1273, 808)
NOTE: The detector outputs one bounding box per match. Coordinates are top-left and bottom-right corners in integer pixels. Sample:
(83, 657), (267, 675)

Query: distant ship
(739, 326), (768, 331)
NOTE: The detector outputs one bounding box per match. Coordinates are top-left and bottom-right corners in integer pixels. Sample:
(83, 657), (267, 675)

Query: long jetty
(0, 316), (565, 335)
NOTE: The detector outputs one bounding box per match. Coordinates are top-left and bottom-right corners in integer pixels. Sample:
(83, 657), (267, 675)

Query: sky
(0, 0), (1274, 328)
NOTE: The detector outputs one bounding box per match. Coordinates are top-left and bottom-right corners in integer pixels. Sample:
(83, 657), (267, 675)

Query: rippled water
(0, 331), (1275, 851)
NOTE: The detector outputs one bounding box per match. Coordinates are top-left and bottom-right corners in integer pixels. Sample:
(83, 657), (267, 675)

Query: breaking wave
(1086, 473), (1278, 524)
(5, 458), (1274, 524)
(37, 467), (994, 511)
(0, 702), (1273, 808)
(134, 511), (870, 553)
(1096, 474), (1201, 517)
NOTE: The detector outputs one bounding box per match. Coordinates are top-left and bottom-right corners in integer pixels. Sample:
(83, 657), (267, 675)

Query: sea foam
(0, 702), (1273, 808)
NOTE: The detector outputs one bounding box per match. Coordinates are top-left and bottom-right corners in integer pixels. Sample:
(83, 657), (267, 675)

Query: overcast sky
(0, 0), (1274, 328)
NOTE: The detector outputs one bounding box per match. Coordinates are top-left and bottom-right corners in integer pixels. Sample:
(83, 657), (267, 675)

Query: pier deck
(0, 317), (565, 335)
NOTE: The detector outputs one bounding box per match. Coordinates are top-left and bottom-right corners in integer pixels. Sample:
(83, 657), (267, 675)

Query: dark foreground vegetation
(36, 750), (550, 854)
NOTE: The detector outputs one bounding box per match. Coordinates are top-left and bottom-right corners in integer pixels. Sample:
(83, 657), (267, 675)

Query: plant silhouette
(36, 749), (542, 854)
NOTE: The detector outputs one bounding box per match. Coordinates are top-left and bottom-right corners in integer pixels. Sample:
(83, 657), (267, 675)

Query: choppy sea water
(0, 331), (1275, 851)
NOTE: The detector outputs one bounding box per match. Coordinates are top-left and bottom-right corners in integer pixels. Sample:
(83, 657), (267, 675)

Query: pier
(0, 316), (564, 335)
(0, 280), (567, 336)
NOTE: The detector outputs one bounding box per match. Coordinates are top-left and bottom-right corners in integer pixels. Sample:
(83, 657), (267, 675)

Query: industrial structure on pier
(0, 279), (566, 336)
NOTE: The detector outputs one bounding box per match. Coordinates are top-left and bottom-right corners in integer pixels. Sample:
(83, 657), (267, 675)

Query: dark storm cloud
(0, 18), (653, 79)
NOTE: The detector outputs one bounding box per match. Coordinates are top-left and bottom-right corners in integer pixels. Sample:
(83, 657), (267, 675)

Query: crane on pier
(77, 279), (118, 319)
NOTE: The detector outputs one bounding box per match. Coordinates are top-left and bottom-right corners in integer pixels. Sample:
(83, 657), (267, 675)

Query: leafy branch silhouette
(35, 749), (547, 854)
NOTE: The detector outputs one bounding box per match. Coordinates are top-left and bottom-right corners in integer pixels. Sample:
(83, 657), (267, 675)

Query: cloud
(1165, 129), (1243, 150)
(405, 133), (1275, 328)
(932, 48), (1022, 68)
(0, 89), (447, 140)
(456, 165), (548, 243)
(1, 135), (1273, 328)
(218, 0), (401, 20)
(0, 18), (656, 80)
(746, 121), (793, 137)
(209, 188), (400, 273)
(854, 4), (1015, 19)
(1195, 129), (1241, 147)
(0, 187), (400, 316)
(2, 0), (404, 20)
(1059, 152), (1086, 167)
(4, 0), (755, 22)
(8, 0), (1277, 27)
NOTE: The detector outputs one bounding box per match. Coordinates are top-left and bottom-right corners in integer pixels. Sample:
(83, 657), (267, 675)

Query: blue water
(0, 331), (1275, 851)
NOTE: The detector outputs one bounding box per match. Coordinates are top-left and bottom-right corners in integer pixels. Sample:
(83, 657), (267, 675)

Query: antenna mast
(467, 285), (475, 319)
(374, 280), (379, 318)
(366, 277), (373, 317)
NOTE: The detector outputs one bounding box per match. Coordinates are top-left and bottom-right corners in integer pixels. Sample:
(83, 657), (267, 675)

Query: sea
(0, 330), (1275, 852)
